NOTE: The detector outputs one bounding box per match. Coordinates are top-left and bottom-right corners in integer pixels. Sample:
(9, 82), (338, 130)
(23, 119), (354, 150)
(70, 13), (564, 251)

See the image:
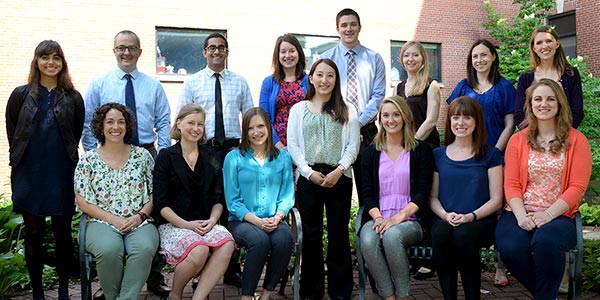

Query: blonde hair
(373, 96), (417, 152)
(400, 41), (430, 96)
(171, 104), (207, 143)
(524, 78), (571, 154)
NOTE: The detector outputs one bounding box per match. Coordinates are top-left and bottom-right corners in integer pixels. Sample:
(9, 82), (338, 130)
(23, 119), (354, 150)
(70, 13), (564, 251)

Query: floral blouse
(74, 146), (154, 230)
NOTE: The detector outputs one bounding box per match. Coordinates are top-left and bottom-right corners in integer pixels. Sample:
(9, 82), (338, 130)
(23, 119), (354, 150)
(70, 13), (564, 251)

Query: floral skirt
(158, 223), (233, 265)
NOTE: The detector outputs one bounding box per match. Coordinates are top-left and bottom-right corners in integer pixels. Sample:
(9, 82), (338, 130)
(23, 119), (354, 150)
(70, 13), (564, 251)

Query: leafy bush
(0, 204), (29, 297)
(580, 203), (600, 227)
(582, 239), (600, 292)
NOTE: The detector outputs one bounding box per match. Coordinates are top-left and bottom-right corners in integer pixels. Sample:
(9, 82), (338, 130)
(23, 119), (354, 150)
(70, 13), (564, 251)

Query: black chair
(277, 207), (303, 300)
(355, 207), (584, 300)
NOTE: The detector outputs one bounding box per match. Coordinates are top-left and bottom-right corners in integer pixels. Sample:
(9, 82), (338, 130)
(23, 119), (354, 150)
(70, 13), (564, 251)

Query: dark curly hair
(91, 102), (136, 145)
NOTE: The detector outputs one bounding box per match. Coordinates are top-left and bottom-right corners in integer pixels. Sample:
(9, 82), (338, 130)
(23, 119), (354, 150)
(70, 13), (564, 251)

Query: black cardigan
(152, 142), (224, 225)
(359, 141), (434, 231)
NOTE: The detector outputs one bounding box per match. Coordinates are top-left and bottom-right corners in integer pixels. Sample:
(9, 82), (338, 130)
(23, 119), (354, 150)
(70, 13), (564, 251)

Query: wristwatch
(338, 165), (346, 175)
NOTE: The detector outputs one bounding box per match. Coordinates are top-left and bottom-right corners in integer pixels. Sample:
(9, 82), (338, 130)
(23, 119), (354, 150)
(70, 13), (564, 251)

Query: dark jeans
(22, 213), (73, 295)
(227, 220), (293, 296)
(431, 219), (495, 300)
(352, 122), (378, 207)
(496, 211), (575, 300)
(297, 164), (353, 300)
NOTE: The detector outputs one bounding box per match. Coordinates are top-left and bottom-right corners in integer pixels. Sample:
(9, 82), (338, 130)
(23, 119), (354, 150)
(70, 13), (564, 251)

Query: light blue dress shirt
(178, 67), (254, 140)
(321, 42), (386, 125)
(223, 148), (294, 222)
(82, 68), (171, 152)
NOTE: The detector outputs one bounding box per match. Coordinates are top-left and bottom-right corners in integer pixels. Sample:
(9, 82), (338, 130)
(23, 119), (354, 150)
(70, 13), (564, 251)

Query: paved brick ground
(7, 270), (599, 300)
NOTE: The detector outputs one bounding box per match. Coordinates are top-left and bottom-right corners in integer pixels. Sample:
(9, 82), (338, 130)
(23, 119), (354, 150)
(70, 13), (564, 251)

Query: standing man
(178, 32), (254, 286)
(82, 30), (172, 298)
(321, 8), (386, 206)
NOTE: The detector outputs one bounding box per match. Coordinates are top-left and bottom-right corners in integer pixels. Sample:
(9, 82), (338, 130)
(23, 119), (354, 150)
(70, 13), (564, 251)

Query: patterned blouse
(522, 149), (565, 212)
(74, 146), (154, 231)
(303, 105), (343, 167)
(274, 80), (305, 145)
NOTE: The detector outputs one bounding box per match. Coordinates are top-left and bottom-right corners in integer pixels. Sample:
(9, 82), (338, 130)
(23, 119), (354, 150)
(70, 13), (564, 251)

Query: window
(549, 12), (576, 59)
(390, 41), (442, 83)
(155, 27), (226, 78)
(293, 34), (339, 70)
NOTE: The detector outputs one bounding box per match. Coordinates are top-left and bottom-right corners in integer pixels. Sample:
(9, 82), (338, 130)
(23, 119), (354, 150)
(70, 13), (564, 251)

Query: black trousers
(297, 164), (353, 300)
(431, 219), (495, 300)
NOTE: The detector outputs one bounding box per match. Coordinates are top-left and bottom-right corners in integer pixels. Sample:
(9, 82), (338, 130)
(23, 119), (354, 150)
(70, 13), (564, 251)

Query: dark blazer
(153, 142), (224, 225)
(359, 141), (434, 230)
(6, 84), (84, 167)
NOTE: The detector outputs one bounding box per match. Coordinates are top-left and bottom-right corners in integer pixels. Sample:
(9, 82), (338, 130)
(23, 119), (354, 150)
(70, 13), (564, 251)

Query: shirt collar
(205, 67), (228, 78)
(116, 68), (139, 80)
(338, 42), (363, 56)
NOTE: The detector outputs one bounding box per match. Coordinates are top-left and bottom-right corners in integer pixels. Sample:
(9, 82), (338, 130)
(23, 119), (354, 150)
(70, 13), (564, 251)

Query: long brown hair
(271, 34), (306, 82)
(28, 40), (75, 96)
(444, 96), (487, 160)
(466, 39), (501, 87)
(529, 26), (574, 76)
(305, 58), (348, 124)
(525, 78), (571, 154)
(239, 107), (279, 161)
(373, 96), (417, 152)
(400, 41), (430, 96)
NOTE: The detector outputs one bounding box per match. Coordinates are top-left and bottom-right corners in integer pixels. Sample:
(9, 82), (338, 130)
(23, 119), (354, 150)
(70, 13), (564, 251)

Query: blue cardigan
(258, 74), (309, 145)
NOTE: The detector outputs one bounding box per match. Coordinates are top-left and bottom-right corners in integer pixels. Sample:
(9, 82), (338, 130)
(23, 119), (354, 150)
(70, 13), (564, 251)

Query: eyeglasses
(205, 45), (228, 53)
(114, 45), (140, 53)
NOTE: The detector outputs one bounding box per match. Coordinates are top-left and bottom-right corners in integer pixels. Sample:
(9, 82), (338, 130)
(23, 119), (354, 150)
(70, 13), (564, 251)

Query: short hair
(305, 58), (348, 124)
(239, 107), (279, 161)
(171, 104), (207, 143)
(400, 41), (430, 96)
(336, 8), (361, 27)
(466, 39), (500, 87)
(525, 78), (572, 154)
(444, 96), (487, 160)
(28, 40), (75, 96)
(91, 102), (136, 145)
(373, 96), (417, 152)
(114, 30), (141, 47)
(529, 26), (573, 76)
(204, 33), (228, 49)
(271, 34), (307, 82)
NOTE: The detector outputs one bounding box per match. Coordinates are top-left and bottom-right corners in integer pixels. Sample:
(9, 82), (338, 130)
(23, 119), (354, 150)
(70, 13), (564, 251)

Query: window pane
(155, 28), (226, 75)
(294, 34), (339, 70)
(391, 41), (442, 82)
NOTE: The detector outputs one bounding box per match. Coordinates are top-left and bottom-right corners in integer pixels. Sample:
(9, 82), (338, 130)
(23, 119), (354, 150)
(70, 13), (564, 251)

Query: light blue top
(83, 68), (171, 152)
(447, 77), (515, 147)
(178, 67), (254, 140)
(223, 148), (294, 222)
(258, 74), (309, 145)
(320, 42), (386, 125)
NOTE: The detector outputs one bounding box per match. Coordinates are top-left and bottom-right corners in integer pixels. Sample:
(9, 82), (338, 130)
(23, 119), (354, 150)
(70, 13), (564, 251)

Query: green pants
(86, 222), (159, 300)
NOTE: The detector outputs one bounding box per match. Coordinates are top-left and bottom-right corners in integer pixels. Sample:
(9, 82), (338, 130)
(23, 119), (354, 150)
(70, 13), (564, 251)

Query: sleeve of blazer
(72, 90), (85, 144)
(361, 145), (379, 228)
(5, 86), (26, 146)
(152, 148), (171, 218)
(410, 142), (434, 209)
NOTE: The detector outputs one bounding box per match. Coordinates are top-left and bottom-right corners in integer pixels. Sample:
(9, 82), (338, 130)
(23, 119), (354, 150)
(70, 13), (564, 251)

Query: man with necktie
(177, 32), (254, 287)
(82, 30), (172, 298)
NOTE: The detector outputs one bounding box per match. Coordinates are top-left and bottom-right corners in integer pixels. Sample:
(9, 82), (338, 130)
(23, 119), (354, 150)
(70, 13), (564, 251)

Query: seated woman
(153, 104), (235, 300)
(75, 103), (159, 300)
(429, 97), (504, 300)
(359, 96), (433, 300)
(223, 107), (295, 300)
(496, 79), (592, 300)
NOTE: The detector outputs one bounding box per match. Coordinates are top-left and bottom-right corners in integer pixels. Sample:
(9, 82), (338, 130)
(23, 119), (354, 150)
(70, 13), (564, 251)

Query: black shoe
(147, 283), (171, 297)
(414, 269), (436, 280)
(93, 288), (105, 300)
(223, 272), (242, 288)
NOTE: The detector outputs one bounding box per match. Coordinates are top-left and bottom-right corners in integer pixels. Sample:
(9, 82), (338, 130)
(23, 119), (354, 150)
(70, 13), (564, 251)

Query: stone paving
(7, 269), (600, 300)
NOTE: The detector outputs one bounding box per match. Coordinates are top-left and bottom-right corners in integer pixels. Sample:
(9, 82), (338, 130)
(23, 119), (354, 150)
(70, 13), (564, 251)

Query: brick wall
(0, 0), (583, 200)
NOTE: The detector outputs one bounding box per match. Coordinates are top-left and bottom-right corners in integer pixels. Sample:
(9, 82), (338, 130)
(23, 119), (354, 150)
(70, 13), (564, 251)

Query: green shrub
(580, 203), (600, 227)
(583, 239), (600, 292)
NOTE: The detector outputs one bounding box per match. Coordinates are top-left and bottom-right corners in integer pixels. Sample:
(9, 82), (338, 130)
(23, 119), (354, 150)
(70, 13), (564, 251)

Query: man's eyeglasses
(205, 45), (228, 53)
(114, 45), (140, 53)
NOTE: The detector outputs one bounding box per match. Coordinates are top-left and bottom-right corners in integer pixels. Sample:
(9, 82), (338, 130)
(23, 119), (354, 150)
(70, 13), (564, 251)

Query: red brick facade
(0, 0), (595, 199)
